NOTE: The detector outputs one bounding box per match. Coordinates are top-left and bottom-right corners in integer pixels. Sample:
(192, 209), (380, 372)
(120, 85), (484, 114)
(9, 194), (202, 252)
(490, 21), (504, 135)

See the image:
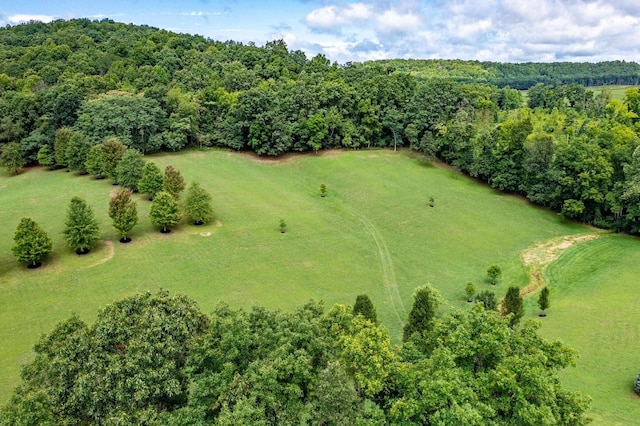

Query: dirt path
(353, 211), (407, 324)
(520, 233), (600, 297)
(83, 240), (115, 269)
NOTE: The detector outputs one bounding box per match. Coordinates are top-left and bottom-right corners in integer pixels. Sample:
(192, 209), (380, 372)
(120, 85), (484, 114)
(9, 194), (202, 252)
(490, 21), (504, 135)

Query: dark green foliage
(465, 282), (476, 302)
(279, 218), (287, 233)
(108, 189), (138, 241)
(62, 196), (100, 254)
(36, 144), (54, 168)
(149, 191), (181, 233)
(139, 162), (164, 200)
(487, 264), (501, 285)
(353, 294), (377, 324)
(115, 149), (145, 191)
(503, 286), (524, 326)
(0, 142), (24, 175)
(64, 131), (91, 173)
(403, 283), (441, 342)
(100, 138), (127, 181)
(475, 290), (498, 310)
(11, 217), (52, 267)
(320, 183), (327, 197)
(84, 144), (107, 178)
(538, 287), (550, 317)
(162, 165), (185, 199)
(184, 181), (214, 225)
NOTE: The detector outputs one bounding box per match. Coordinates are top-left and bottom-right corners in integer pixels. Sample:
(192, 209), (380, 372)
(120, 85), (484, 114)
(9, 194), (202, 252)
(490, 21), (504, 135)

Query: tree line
(1, 19), (640, 234)
(0, 289), (589, 425)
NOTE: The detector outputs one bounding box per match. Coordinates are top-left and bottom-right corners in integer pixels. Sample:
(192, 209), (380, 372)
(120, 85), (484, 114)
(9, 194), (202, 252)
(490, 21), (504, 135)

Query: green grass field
(588, 85), (637, 101)
(0, 149), (638, 424)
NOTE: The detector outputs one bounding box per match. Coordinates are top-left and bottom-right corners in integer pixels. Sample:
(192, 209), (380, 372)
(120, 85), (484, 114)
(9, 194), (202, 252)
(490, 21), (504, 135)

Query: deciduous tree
(149, 191), (181, 233)
(36, 144), (55, 168)
(109, 189), (138, 243)
(163, 165), (186, 199)
(0, 141), (24, 175)
(487, 264), (501, 285)
(63, 196), (100, 254)
(11, 217), (53, 268)
(139, 162), (164, 200)
(465, 282), (476, 302)
(184, 181), (214, 225)
(115, 149), (144, 191)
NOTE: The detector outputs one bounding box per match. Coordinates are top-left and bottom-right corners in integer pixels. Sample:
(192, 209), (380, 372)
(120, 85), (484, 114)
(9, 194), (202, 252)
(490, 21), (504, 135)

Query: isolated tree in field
(163, 165), (186, 199)
(465, 282), (476, 302)
(101, 138), (127, 182)
(37, 145), (55, 168)
(353, 294), (377, 324)
(538, 287), (550, 317)
(12, 217), (53, 268)
(115, 149), (145, 192)
(149, 191), (181, 233)
(475, 290), (498, 310)
(54, 128), (73, 168)
(85, 144), (107, 178)
(63, 197), (100, 255)
(428, 196), (435, 207)
(320, 183), (327, 197)
(502, 286), (524, 327)
(139, 162), (164, 200)
(184, 181), (214, 225)
(487, 264), (502, 285)
(65, 132), (91, 173)
(0, 142), (24, 175)
(279, 218), (287, 233)
(109, 189), (138, 243)
(403, 283), (441, 342)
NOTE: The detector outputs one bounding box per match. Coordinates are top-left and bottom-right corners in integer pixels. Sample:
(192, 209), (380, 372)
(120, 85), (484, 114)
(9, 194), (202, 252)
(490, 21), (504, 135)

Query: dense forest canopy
(1, 18), (640, 234)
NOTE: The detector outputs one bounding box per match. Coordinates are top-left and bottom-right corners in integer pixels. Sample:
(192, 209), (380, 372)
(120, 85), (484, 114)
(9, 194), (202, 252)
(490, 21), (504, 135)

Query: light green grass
(0, 149), (610, 417)
(589, 85), (637, 101)
(538, 234), (640, 425)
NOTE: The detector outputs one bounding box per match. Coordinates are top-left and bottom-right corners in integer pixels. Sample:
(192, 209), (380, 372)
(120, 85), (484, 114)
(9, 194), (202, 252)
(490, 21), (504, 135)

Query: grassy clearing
(538, 234), (640, 425)
(588, 85), (637, 101)
(0, 148), (621, 420)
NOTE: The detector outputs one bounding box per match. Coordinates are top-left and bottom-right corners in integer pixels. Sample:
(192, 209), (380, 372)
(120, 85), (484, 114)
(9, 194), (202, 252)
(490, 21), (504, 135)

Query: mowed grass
(0, 148), (614, 415)
(539, 234), (640, 425)
(589, 85), (637, 101)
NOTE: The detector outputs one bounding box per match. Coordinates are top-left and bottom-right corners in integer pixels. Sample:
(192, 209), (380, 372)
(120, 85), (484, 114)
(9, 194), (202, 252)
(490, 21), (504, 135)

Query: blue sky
(1, 0), (640, 64)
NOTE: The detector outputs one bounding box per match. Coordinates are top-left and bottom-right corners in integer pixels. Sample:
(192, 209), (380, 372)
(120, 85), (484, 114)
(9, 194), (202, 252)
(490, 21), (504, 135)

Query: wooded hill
(1, 19), (640, 235)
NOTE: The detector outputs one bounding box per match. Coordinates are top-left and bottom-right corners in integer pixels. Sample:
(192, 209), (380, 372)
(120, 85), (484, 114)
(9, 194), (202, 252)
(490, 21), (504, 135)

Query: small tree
(403, 283), (442, 342)
(353, 294), (377, 324)
(279, 219), (287, 233)
(487, 264), (502, 285)
(149, 191), (181, 233)
(0, 142), (24, 175)
(37, 145), (55, 169)
(184, 181), (214, 225)
(85, 144), (107, 178)
(465, 282), (476, 302)
(163, 165), (186, 199)
(101, 138), (127, 182)
(115, 149), (145, 192)
(502, 286), (524, 327)
(12, 217), (53, 268)
(428, 196), (435, 207)
(63, 197), (100, 255)
(320, 183), (327, 198)
(538, 287), (550, 317)
(139, 162), (164, 200)
(475, 290), (498, 310)
(109, 189), (138, 243)
(65, 132), (91, 173)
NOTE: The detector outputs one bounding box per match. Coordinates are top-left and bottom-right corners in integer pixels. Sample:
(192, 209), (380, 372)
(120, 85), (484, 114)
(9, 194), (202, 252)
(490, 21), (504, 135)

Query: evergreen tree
(538, 287), (550, 317)
(37, 145), (55, 168)
(85, 144), (107, 178)
(12, 217), (53, 268)
(115, 149), (145, 192)
(139, 162), (164, 200)
(163, 165), (186, 199)
(184, 181), (214, 225)
(109, 189), (139, 243)
(503, 286), (524, 327)
(149, 191), (181, 233)
(54, 128), (73, 168)
(402, 283), (441, 342)
(63, 197), (100, 255)
(0, 142), (24, 175)
(101, 138), (127, 182)
(475, 290), (498, 310)
(65, 132), (91, 173)
(353, 294), (377, 324)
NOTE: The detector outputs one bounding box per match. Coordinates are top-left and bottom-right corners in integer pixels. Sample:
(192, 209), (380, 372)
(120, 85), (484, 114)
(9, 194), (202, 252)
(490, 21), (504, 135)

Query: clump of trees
(0, 290), (591, 424)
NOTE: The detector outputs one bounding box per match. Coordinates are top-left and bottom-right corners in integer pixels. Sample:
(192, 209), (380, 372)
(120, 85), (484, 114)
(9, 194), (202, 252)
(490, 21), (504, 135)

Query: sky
(1, 0), (640, 64)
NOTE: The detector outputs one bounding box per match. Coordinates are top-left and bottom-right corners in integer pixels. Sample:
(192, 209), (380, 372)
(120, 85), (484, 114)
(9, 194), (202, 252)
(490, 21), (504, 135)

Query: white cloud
(376, 9), (421, 34)
(8, 14), (56, 24)
(179, 11), (222, 17)
(304, 3), (372, 31)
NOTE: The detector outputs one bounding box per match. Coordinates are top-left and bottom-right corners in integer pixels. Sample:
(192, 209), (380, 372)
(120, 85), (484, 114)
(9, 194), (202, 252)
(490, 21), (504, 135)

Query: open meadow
(0, 149), (638, 424)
